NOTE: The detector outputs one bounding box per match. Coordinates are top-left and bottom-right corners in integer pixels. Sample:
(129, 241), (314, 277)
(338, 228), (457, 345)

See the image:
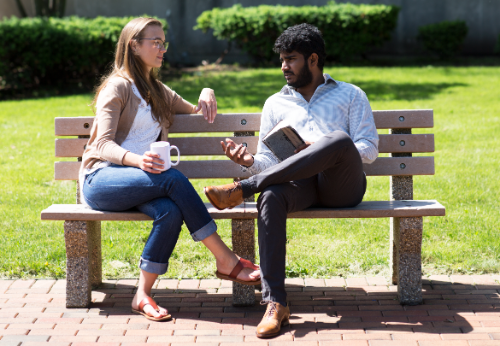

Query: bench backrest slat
(55, 133), (434, 158)
(54, 156), (434, 180)
(54, 110), (434, 136)
(54, 110), (435, 181)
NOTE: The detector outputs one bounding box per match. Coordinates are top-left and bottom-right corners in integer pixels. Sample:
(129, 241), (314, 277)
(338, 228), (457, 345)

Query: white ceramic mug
(150, 141), (180, 171)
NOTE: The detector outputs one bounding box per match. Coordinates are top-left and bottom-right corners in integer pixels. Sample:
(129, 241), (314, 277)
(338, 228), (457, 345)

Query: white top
(120, 83), (161, 155)
(244, 74), (379, 175)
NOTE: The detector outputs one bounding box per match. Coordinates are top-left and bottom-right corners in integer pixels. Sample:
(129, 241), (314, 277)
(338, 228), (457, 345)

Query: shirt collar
(280, 73), (337, 95)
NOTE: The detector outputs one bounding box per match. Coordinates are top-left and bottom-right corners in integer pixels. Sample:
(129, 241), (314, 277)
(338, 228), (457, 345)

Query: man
(204, 23), (379, 338)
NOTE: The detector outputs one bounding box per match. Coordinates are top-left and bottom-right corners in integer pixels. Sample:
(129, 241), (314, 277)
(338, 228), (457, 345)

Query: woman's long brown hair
(93, 17), (173, 128)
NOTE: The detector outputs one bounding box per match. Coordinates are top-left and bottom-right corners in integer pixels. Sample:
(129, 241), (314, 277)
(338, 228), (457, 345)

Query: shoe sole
(256, 318), (289, 338)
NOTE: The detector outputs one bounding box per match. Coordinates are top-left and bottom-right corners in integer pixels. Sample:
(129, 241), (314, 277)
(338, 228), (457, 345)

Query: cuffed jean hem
(139, 257), (168, 275)
(190, 219), (217, 242)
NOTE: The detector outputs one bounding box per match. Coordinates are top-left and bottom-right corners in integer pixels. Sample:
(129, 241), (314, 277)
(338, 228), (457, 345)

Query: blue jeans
(82, 165), (217, 275)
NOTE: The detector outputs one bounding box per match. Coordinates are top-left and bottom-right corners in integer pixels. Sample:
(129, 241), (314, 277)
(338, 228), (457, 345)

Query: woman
(81, 17), (260, 321)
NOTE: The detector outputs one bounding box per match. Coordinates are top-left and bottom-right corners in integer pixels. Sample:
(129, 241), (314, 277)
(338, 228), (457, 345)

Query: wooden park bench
(41, 110), (445, 308)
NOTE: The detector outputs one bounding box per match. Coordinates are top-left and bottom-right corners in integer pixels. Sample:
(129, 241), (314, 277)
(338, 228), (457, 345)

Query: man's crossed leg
(205, 131), (366, 337)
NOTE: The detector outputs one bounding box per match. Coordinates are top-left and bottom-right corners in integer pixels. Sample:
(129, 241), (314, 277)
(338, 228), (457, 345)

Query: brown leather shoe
(204, 182), (244, 210)
(256, 301), (290, 338)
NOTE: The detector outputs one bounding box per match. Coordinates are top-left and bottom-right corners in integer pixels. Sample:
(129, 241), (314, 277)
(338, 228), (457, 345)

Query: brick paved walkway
(1, 275), (500, 346)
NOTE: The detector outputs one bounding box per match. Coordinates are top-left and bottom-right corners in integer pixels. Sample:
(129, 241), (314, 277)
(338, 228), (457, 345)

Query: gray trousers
(241, 131), (367, 306)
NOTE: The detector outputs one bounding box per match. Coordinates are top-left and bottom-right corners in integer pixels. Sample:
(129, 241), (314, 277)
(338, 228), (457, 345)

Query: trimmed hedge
(195, 2), (400, 63)
(417, 20), (468, 59)
(0, 16), (167, 95)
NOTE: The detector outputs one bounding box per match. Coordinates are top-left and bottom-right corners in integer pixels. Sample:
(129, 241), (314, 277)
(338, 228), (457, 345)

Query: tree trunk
(15, 0), (28, 18)
(34, 0), (66, 17)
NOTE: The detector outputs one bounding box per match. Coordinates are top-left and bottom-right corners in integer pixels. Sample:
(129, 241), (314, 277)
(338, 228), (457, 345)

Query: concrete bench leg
(389, 142), (422, 305)
(230, 124), (257, 307)
(231, 219), (256, 306)
(391, 216), (423, 305)
(389, 174), (414, 286)
(64, 220), (102, 308)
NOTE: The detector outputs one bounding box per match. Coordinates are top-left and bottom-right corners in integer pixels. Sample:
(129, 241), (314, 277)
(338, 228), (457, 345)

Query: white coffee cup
(150, 141), (180, 171)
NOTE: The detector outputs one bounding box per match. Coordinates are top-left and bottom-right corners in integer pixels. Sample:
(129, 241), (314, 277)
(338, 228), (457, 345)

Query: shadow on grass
(166, 72), (284, 109)
(167, 71), (468, 109)
(1, 69), (468, 105)
(90, 279), (500, 338)
(352, 80), (468, 102)
(335, 55), (500, 68)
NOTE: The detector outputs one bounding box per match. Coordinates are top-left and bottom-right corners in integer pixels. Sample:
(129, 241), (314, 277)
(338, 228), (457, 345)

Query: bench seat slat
(54, 156), (434, 180)
(54, 110), (434, 136)
(41, 200), (445, 221)
(55, 134), (434, 157)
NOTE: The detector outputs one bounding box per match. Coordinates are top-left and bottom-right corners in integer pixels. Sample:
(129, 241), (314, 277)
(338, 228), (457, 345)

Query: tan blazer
(81, 76), (196, 172)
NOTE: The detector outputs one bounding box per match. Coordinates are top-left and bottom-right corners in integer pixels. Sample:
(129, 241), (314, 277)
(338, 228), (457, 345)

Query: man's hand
(222, 138), (254, 167)
(294, 141), (314, 154)
(194, 88), (217, 123)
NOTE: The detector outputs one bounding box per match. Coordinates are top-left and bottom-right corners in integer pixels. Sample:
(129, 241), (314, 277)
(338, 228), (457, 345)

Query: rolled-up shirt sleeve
(244, 100), (280, 175)
(349, 88), (379, 164)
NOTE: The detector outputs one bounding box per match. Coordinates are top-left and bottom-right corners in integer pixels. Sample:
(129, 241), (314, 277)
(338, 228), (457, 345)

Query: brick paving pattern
(0, 275), (500, 345)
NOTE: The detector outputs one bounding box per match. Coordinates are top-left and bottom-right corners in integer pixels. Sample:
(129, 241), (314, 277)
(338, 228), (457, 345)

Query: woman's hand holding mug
(149, 142), (180, 172)
(138, 151), (165, 174)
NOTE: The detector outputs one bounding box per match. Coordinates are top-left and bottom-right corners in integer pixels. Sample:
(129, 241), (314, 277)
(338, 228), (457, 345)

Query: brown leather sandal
(131, 296), (172, 321)
(216, 257), (261, 286)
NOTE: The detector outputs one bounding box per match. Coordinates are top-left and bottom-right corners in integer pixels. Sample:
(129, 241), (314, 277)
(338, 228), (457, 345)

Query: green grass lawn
(1, 65), (499, 279)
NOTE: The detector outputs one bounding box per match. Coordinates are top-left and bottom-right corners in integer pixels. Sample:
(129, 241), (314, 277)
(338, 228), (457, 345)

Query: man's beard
(285, 62), (313, 89)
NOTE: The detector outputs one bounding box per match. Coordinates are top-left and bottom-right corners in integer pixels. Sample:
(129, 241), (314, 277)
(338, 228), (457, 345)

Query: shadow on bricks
(61, 278), (500, 341)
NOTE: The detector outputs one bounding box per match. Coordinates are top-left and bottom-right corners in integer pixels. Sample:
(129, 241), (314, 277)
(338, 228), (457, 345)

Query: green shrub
(195, 2), (400, 64)
(0, 16), (168, 96)
(417, 20), (468, 59)
(495, 33), (500, 55)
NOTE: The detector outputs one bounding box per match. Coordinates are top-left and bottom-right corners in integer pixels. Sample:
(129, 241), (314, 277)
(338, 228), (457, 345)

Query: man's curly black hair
(273, 23), (326, 71)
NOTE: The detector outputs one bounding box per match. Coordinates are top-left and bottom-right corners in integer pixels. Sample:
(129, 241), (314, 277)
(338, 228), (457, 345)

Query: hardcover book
(262, 121), (306, 162)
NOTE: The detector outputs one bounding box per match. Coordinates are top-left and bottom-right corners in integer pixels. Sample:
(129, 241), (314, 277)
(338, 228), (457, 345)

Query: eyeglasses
(139, 38), (169, 51)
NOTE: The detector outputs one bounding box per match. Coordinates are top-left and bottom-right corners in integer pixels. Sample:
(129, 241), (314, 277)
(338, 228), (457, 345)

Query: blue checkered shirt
(245, 74), (379, 175)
